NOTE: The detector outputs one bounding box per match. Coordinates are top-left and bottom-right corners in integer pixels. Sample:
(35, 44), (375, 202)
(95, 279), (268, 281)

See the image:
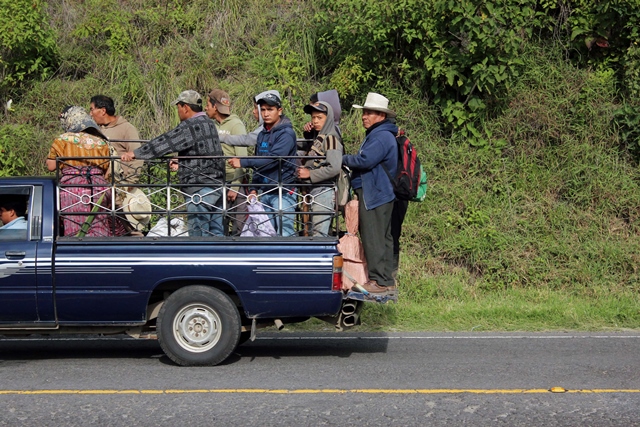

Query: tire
(157, 286), (241, 366)
(238, 331), (252, 346)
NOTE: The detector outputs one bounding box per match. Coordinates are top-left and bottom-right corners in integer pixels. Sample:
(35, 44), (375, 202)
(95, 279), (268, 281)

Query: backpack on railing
(336, 165), (352, 208)
(383, 130), (427, 202)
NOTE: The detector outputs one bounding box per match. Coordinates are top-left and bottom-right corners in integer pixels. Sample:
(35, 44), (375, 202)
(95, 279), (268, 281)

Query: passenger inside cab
(0, 195), (28, 240)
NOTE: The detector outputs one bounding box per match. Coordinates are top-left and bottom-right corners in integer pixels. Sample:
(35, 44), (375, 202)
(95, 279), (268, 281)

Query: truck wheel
(238, 331), (252, 346)
(157, 286), (241, 366)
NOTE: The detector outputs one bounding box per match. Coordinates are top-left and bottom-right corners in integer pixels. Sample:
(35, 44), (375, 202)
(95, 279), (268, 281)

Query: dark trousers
(356, 188), (395, 287)
(391, 199), (409, 278)
(391, 199), (409, 256)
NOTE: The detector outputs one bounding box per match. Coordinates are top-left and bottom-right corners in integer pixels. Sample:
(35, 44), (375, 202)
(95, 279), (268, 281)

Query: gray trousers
(355, 188), (395, 287)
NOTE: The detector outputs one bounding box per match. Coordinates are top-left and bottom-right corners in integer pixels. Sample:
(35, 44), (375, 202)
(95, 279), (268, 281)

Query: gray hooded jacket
(300, 101), (343, 185)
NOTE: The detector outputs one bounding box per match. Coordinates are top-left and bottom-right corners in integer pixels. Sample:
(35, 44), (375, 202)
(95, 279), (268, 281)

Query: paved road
(0, 331), (639, 426)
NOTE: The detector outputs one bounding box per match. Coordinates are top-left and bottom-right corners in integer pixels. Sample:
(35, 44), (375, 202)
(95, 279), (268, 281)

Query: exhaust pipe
(316, 300), (364, 331)
(339, 301), (362, 329)
(274, 319), (284, 330)
(342, 314), (358, 327)
(341, 301), (358, 315)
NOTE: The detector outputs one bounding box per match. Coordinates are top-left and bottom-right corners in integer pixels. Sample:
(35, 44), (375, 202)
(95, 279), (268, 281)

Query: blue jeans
(186, 187), (224, 237)
(260, 188), (297, 237)
(309, 187), (335, 237)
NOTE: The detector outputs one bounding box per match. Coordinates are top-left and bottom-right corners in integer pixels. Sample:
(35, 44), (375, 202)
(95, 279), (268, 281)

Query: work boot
(362, 280), (388, 294)
(362, 280), (396, 295)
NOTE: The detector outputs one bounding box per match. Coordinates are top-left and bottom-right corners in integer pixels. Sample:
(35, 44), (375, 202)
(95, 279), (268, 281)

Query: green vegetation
(0, 0), (58, 103)
(316, 0), (640, 146)
(1, 0), (639, 331)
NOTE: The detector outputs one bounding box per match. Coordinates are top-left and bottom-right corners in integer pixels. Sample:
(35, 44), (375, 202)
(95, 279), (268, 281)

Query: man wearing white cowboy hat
(342, 92), (398, 295)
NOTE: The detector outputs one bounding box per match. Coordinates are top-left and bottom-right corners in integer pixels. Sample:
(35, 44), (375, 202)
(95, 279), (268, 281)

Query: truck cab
(0, 178), (55, 325)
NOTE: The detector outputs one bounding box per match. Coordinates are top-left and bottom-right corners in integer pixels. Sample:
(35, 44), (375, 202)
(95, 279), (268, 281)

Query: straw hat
(352, 92), (396, 118)
(121, 188), (151, 230)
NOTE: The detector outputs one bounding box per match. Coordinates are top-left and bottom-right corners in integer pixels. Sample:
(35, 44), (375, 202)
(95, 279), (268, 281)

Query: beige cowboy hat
(121, 188), (151, 230)
(352, 92), (396, 118)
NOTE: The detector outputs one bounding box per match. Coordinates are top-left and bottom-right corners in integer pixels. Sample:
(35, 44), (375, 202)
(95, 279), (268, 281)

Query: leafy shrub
(316, 0), (640, 147)
(0, 0), (58, 101)
(0, 125), (33, 177)
(316, 0), (539, 140)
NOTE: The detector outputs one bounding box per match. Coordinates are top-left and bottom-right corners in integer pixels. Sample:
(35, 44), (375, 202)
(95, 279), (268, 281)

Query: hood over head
(315, 89), (341, 124)
(311, 101), (339, 139)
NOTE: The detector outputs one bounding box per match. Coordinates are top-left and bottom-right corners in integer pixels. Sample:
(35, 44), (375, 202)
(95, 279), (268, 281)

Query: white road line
(1, 334), (640, 342)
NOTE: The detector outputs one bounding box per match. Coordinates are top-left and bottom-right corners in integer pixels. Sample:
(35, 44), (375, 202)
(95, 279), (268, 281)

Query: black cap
(303, 103), (328, 115)
(257, 93), (282, 107)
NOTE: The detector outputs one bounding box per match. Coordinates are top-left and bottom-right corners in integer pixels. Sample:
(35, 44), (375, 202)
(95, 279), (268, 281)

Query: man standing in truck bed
(228, 92), (298, 236)
(89, 94), (144, 184)
(121, 90), (225, 237)
(205, 89), (249, 236)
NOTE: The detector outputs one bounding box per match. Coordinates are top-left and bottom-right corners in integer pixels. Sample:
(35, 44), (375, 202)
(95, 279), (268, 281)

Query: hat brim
(303, 104), (328, 115)
(257, 99), (281, 107)
(352, 104), (396, 118)
(216, 103), (231, 115)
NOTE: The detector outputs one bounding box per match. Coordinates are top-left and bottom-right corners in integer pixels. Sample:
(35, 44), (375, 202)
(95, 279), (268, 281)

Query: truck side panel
(52, 239), (343, 324)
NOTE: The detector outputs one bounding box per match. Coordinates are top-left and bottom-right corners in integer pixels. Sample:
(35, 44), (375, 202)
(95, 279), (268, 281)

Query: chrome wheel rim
(172, 304), (221, 353)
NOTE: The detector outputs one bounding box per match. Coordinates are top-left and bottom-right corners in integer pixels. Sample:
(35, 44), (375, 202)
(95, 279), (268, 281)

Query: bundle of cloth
(337, 199), (368, 290)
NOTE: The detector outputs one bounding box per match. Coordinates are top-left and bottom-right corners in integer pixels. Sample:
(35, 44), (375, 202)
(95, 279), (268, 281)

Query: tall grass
(398, 46), (640, 302)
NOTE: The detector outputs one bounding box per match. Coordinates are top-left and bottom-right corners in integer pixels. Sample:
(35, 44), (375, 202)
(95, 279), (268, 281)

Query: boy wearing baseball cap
(228, 91), (298, 236)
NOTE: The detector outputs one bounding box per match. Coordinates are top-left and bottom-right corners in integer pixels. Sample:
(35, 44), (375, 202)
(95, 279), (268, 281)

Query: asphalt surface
(0, 331), (639, 426)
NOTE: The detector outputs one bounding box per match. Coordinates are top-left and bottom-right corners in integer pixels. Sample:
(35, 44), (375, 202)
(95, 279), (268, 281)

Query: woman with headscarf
(297, 101), (343, 236)
(47, 106), (124, 237)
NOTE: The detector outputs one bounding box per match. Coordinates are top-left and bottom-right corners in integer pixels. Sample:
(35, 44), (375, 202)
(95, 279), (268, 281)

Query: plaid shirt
(135, 113), (224, 189)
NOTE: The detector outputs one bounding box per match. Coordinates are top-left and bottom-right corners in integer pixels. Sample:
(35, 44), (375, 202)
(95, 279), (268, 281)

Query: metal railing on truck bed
(53, 154), (343, 239)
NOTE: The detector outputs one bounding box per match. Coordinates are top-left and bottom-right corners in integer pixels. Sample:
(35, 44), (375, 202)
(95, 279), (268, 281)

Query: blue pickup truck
(0, 175), (351, 366)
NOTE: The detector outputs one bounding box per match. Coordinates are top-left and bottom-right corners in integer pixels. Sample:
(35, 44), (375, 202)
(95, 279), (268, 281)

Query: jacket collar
(365, 118), (390, 135)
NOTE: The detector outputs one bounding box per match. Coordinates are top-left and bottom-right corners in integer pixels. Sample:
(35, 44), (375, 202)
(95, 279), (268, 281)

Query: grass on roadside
(289, 286), (640, 333)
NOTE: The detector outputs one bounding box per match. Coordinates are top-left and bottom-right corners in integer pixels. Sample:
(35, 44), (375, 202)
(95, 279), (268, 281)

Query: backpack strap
(381, 129), (400, 188)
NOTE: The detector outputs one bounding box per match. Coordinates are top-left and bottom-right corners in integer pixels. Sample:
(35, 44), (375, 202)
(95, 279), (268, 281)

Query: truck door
(0, 185), (47, 323)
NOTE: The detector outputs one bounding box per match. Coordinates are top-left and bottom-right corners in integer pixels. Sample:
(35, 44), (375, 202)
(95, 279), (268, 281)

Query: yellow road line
(0, 389), (639, 395)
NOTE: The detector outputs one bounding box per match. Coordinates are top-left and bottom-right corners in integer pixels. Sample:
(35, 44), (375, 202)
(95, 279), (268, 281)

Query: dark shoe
(362, 280), (391, 294)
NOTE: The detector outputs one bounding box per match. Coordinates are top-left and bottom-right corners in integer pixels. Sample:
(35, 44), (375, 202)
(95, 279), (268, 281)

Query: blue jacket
(241, 115), (297, 189)
(342, 120), (398, 210)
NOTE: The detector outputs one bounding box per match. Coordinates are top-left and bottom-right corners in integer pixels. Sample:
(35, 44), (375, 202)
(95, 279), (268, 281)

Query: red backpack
(383, 130), (424, 201)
